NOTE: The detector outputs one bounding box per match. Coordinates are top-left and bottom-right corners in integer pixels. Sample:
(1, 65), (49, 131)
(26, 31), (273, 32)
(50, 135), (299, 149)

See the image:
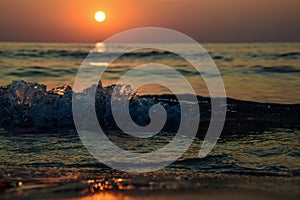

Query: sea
(0, 42), (299, 199)
(0, 42), (299, 103)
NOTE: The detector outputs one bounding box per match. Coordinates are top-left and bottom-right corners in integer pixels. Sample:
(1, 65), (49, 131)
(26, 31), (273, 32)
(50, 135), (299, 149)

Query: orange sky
(0, 0), (299, 43)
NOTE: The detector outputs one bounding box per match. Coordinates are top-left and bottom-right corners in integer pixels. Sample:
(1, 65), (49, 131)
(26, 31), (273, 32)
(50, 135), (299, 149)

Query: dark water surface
(0, 128), (299, 199)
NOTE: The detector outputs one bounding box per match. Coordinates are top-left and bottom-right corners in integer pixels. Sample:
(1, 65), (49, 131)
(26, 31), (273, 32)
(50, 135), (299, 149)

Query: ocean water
(0, 42), (299, 199)
(1, 129), (299, 178)
(0, 128), (299, 199)
(0, 42), (299, 104)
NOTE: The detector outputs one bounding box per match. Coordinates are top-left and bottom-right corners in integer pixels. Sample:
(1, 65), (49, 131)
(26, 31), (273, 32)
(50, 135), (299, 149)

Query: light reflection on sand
(78, 192), (286, 200)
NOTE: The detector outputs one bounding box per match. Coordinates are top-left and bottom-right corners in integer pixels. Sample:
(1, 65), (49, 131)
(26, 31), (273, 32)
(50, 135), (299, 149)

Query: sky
(0, 0), (299, 43)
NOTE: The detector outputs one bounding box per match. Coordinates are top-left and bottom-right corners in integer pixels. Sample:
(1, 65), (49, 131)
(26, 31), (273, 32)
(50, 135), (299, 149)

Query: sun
(95, 11), (106, 23)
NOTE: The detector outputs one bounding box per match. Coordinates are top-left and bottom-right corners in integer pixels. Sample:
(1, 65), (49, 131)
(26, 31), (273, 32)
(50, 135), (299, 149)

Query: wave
(1, 49), (89, 59)
(121, 50), (175, 57)
(248, 52), (300, 60)
(246, 65), (300, 74)
(211, 55), (234, 62)
(0, 49), (177, 60)
(2, 48), (299, 64)
(277, 52), (300, 58)
(1, 49), (229, 61)
(4, 66), (77, 78)
(0, 80), (299, 134)
(169, 155), (297, 177)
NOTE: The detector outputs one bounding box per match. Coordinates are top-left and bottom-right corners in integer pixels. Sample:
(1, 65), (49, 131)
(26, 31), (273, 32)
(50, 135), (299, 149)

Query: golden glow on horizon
(95, 11), (106, 22)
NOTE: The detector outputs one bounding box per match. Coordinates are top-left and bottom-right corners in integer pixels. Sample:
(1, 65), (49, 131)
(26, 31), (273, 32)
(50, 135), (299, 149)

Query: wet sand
(1, 174), (299, 200)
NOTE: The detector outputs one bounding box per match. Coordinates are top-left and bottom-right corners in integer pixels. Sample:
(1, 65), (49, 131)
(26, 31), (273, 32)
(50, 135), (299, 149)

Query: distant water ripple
(0, 42), (299, 103)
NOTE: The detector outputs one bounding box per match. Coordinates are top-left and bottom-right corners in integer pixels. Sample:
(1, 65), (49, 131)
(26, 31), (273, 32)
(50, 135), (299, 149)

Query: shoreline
(1, 173), (299, 200)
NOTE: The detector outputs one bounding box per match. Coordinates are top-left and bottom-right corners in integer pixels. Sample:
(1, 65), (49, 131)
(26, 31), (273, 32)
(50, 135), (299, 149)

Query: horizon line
(1, 40), (300, 44)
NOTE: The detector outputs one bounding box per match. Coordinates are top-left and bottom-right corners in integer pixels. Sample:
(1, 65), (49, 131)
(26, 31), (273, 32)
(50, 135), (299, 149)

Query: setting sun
(95, 11), (106, 23)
